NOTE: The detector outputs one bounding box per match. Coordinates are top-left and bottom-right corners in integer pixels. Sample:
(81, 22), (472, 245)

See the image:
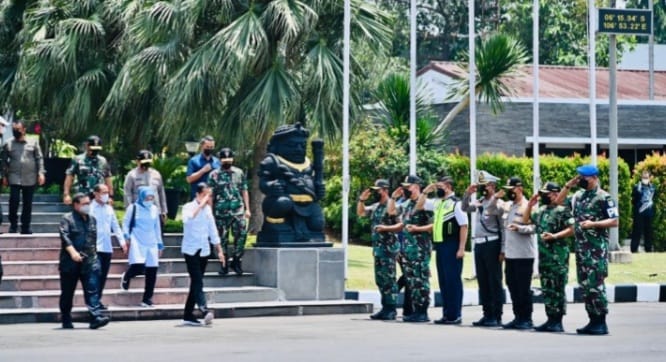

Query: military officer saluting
(63, 135), (113, 205)
(357, 179), (400, 320)
(558, 164), (619, 335)
(523, 182), (574, 332)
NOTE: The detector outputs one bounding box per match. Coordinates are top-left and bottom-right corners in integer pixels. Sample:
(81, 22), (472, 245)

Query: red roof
(419, 61), (666, 100)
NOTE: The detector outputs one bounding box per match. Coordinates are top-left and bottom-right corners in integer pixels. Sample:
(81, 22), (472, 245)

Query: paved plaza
(1, 303), (664, 362)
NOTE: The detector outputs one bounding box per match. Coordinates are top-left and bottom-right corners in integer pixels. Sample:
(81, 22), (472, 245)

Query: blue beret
(576, 164), (599, 176)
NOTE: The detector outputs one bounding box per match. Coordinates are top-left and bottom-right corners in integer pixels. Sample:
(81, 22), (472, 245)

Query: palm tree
(432, 33), (529, 135)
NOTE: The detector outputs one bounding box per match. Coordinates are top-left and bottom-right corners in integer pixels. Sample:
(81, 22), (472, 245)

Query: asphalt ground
(0, 303), (664, 362)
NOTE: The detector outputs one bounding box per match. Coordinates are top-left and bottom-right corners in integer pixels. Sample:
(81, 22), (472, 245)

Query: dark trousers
(9, 184), (35, 231)
(505, 258), (534, 321)
(97, 252), (112, 301)
(435, 241), (463, 320)
(125, 264), (158, 303)
(474, 240), (504, 320)
(631, 213), (654, 252)
(184, 250), (209, 318)
(59, 263), (102, 322)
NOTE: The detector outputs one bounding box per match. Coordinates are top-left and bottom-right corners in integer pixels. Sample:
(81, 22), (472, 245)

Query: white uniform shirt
(181, 200), (221, 257)
(91, 200), (124, 252)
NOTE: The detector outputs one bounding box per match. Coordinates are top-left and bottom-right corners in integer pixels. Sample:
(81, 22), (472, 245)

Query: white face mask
(79, 205), (91, 215)
(143, 200), (154, 207)
(100, 194), (109, 203)
(641, 178), (649, 185)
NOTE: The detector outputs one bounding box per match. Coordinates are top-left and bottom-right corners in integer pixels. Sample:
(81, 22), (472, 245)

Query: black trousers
(9, 184), (35, 231)
(435, 241), (463, 320)
(184, 250), (209, 319)
(97, 252), (112, 301)
(125, 264), (158, 303)
(474, 240), (504, 320)
(505, 258), (534, 321)
(59, 263), (103, 322)
(631, 213), (654, 252)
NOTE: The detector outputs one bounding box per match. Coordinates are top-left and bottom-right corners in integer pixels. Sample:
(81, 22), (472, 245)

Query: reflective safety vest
(432, 197), (460, 243)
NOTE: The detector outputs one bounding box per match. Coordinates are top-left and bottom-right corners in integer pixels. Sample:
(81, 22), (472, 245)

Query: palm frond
(263, 0), (317, 46)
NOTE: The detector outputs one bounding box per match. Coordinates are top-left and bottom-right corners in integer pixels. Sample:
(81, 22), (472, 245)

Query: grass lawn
(336, 242), (666, 290)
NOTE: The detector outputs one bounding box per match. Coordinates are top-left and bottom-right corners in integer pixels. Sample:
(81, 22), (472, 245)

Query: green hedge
(632, 153), (666, 251)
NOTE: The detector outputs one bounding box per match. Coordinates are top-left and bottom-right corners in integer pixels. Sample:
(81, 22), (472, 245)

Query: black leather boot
(534, 316), (554, 332)
(370, 306), (397, 320)
(403, 307), (430, 323)
(231, 258), (243, 275)
(577, 314), (608, 335)
(218, 255), (230, 275)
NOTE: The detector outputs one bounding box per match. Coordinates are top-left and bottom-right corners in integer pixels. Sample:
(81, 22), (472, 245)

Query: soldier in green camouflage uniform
(524, 182), (574, 332)
(559, 164), (619, 335)
(357, 179), (399, 320)
(63, 135), (113, 205)
(396, 175), (432, 323)
(208, 148), (250, 276)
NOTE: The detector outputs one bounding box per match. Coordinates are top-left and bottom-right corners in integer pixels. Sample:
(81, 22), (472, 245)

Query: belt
(290, 194), (313, 202)
(472, 235), (500, 244)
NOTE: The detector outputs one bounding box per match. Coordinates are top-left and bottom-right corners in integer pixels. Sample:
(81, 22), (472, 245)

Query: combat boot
(218, 255), (230, 276)
(370, 306), (397, 320)
(577, 314), (608, 335)
(231, 258), (243, 275)
(403, 307), (429, 323)
(546, 314), (564, 333)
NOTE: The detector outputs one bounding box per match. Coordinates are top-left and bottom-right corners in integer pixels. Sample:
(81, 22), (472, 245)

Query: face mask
(371, 191), (382, 203)
(79, 205), (91, 215)
(90, 150), (99, 157)
(641, 178), (649, 185)
(578, 177), (589, 189)
(540, 194), (551, 206)
(477, 184), (487, 197)
(100, 194), (109, 203)
(140, 163), (151, 170)
(12, 130), (22, 139)
(222, 163), (232, 170)
(402, 188), (412, 199)
(143, 200), (154, 207)
(203, 149), (213, 156)
(507, 191), (517, 201)
(436, 188), (446, 198)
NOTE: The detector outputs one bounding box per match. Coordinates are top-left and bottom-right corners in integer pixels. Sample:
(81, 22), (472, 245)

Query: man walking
(461, 171), (504, 327)
(186, 136), (220, 200)
(559, 164), (619, 335)
(124, 150), (168, 224)
(1, 121), (46, 234)
(63, 135), (113, 204)
(208, 148), (250, 275)
(58, 193), (110, 329)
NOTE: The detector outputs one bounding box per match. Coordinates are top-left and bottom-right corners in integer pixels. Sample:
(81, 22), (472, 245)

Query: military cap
(437, 176), (454, 185)
(87, 135), (103, 150)
(218, 147), (234, 162)
(576, 164), (599, 177)
(136, 150), (153, 164)
(477, 170), (500, 184)
(539, 181), (561, 194)
(370, 179), (390, 190)
(401, 175), (423, 187)
(502, 176), (524, 189)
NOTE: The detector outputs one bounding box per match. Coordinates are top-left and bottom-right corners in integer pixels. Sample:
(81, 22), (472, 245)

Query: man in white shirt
(181, 183), (225, 326)
(91, 183), (124, 310)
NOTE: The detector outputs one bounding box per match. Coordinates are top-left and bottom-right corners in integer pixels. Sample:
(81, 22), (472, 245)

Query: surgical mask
(402, 188), (412, 199)
(371, 191), (381, 203)
(100, 194), (109, 203)
(641, 178), (649, 185)
(578, 177), (589, 189)
(143, 200), (154, 207)
(436, 188), (446, 198)
(540, 194), (551, 206)
(222, 163), (232, 170)
(507, 191), (517, 201)
(203, 149), (213, 156)
(79, 205), (91, 215)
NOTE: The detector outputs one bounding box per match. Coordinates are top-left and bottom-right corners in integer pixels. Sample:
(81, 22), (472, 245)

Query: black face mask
(140, 163), (151, 170)
(507, 191), (517, 201)
(12, 130), (22, 139)
(402, 188), (412, 199)
(222, 163), (232, 170)
(477, 184), (487, 197)
(203, 149), (213, 156)
(371, 191), (382, 203)
(90, 150), (99, 157)
(578, 177), (589, 189)
(540, 194), (551, 206)
(436, 188), (446, 198)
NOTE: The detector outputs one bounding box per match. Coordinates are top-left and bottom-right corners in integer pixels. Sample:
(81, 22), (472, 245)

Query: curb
(345, 283), (666, 307)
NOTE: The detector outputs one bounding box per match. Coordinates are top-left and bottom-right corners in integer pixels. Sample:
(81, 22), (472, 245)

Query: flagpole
(532, 0), (540, 193)
(589, 0), (598, 165)
(409, 0), (417, 174)
(342, 0), (351, 281)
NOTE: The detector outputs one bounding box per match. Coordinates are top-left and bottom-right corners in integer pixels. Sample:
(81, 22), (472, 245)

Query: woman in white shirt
(91, 183), (124, 309)
(120, 186), (163, 307)
(181, 183), (225, 326)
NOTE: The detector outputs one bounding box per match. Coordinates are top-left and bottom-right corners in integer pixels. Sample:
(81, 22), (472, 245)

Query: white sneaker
(204, 311), (214, 325)
(140, 301), (154, 308)
(182, 318), (202, 326)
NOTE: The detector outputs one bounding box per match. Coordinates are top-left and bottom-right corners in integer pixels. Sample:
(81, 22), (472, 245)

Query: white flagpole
(532, 0), (540, 193)
(468, 0), (477, 278)
(342, 0), (351, 281)
(589, 0), (598, 165)
(409, 0), (417, 174)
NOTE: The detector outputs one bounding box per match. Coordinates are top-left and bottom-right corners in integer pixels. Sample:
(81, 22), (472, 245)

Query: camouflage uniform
(572, 187), (618, 317)
(65, 153), (112, 196)
(369, 202), (400, 308)
(399, 199), (432, 311)
(531, 204), (574, 317)
(208, 166), (248, 258)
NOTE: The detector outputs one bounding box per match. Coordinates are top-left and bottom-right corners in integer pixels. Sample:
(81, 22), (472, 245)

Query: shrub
(632, 153), (666, 251)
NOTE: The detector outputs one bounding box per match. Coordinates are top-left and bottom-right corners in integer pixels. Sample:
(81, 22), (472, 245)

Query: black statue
(256, 123), (328, 246)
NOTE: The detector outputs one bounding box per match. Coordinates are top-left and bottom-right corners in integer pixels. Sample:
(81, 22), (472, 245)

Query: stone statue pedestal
(244, 247), (344, 300)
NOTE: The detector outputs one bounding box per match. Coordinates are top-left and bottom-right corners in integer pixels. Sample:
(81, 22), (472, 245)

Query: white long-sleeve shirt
(181, 200), (220, 257)
(122, 203), (163, 247)
(91, 200), (124, 252)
